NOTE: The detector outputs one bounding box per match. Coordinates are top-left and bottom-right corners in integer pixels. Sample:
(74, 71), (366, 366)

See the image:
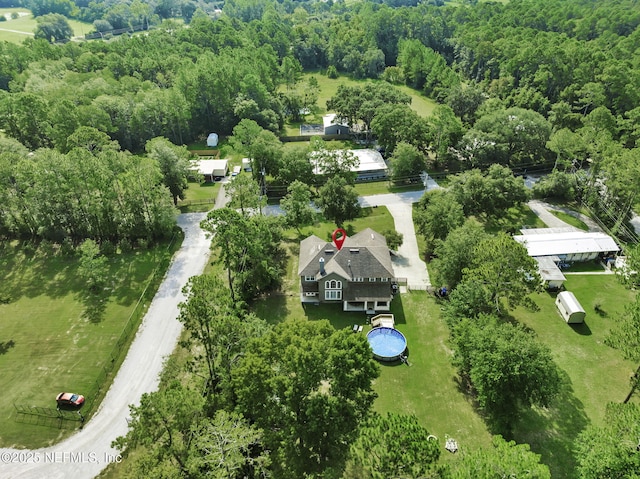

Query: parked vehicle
(56, 392), (85, 407)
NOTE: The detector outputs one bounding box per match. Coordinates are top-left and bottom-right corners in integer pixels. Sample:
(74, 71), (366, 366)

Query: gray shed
(555, 291), (586, 324)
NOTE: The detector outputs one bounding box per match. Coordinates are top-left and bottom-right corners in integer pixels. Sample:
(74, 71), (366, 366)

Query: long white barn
(514, 228), (619, 262)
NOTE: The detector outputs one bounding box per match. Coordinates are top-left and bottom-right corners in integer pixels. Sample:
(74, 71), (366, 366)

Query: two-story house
(298, 228), (395, 312)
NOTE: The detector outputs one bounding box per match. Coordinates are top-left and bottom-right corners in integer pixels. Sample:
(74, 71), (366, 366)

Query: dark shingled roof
(298, 228), (394, 280)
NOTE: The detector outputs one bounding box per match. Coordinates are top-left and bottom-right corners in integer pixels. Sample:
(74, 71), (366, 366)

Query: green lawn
(373, 292), (493, 460)
(511, 274), (637, 478)
(177, 180), (220, 213)
(0, 9), (93, 43)
(550, 210), (589, 231)
(0, 239), (177, 448)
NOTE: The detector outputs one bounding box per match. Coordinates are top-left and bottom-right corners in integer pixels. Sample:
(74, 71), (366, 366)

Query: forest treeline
(0, 0), (639, 242)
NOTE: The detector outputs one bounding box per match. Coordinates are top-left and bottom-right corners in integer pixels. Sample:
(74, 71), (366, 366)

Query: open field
(0, 238), (178, 448)
(512, 274), (638, 477)
(0, 9), (93, 43)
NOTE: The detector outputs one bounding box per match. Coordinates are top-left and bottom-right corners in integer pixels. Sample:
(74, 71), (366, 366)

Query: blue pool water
(367, 327), (407, 361)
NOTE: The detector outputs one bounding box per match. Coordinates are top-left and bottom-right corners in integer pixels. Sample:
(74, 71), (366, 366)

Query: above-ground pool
(366, 327), (407, 362)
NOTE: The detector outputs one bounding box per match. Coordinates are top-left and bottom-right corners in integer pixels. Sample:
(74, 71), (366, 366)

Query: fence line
(178, 198), (215, 208)
(82, 233), (179, 416)
(13, 404), (85, 423)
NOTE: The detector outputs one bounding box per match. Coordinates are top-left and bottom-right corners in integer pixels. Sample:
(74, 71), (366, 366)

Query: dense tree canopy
(576, 402), (640, 479)
(452, 315), (561, 432)
(452, 435), (551, 479)
(200, 208), (286, 302)
(232, 319), (379, 478)
(345, 413), (445, 479)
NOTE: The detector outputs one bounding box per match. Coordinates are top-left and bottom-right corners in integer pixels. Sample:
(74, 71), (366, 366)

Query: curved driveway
(0, 213), (211, 479)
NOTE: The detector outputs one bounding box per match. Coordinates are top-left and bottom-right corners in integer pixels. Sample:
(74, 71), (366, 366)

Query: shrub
(326, 65), (338, 79)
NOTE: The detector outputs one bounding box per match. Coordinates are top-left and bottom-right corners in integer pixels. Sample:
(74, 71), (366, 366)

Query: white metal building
(311, 149), (388, 181)
(514, 228), (619, 262)
(535, 256), (566, 290)
(192, 159), (228, 182)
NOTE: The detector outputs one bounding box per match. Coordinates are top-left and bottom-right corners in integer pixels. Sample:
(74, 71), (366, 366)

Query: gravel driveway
(0, 213), (211, 479)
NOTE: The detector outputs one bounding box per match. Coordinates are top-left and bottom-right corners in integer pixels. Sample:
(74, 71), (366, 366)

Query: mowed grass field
(0, 9), (93, 43)
(0, 239), (177, 448)
(512, 274), (639, 477)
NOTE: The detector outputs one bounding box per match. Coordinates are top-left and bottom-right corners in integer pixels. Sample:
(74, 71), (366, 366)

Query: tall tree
(606, 293), (640, 403)
(388, 142), (426, 183)
(448, 165), (530, 221)
(178, 274), (269, 402)
(280, 180), (315, 233)
(233, 319), (379, 478)
(225, 173), (264, 216)
(201, 208), (285, 302)
(275, 144), (314, 187)
(345, 413), (445, 479)
(462, 233), (539, 314)
(576, 402), (640, 479)
(310, 141), (359, 185)
(452, 435), (551, 479)
(145, 137), (192, 206)
(452, 315), (561, 432)
(34, 13), (74, 43)
(315, 176), (361, 227)
(415, 189), (465, 253)
(431, 220), (489, 289)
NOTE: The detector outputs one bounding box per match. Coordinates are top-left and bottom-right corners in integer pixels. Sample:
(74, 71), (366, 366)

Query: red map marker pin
(332, 228), (347, 250)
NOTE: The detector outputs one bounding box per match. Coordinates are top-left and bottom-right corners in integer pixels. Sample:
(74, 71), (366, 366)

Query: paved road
(360, 191), (432, 290)
(0, 213), (211, 479)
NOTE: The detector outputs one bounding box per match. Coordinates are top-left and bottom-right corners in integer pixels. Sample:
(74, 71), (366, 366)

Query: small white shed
(206, 133), (219, 147)
(242, 158), (252, 172)
(555, 291), (586, 324)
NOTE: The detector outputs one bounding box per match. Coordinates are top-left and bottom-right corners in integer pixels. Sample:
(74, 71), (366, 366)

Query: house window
(381, 277), (389, 282)
(353, 277), (364, 282)
(369, 278), (377, 282)
(378, 301), (388, 307)
(304, 275), (315, 281)
(324, 279), (342, 301)
(305, 292), (317, 297)
(325, 290), (342, 300)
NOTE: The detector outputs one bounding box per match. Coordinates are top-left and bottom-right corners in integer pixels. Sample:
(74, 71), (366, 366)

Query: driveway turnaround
(360, 191), (432, 290)
(0, 213), (211, 479)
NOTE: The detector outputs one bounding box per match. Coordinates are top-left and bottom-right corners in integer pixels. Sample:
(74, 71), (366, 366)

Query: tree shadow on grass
(389, 294), (406, 325)
(0, 242), (78, 301)
(510, 371), (589, 479)
(0, 340), (16, 354)
(251, 293), (290, 326)
(79, 291), (108, 323)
